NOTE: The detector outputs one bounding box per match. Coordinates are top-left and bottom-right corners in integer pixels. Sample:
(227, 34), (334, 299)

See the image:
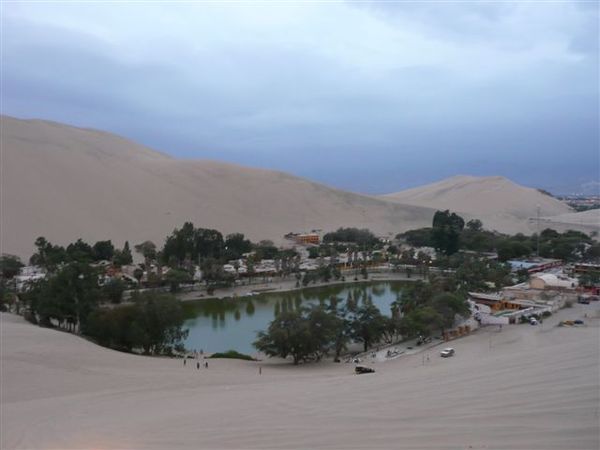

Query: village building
(507, 258), (562, 273)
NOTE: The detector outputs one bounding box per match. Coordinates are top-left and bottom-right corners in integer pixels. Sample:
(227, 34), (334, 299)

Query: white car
(440, 348), (455, 358)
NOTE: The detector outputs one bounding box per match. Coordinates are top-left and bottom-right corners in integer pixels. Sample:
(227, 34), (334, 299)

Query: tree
(25, 262), (100, 331)
(466, 219), (483, 232)
(431, 210), (465, 256)
(323, 228), (380, 247)
(84, 291), (188, 354)
(0, 254), (24, 280)
(103, 278), (126, 304)
(164, 268), (191, 293)
(347, 303), (387, 352)
(224, 233), (252, 260)
(133, 268), (144, 284)
(161, 222), (224, 267)
(254, 310), (312, 365)
(29, 237), (67, 271)
(254, 306), (345, 364)
(397, 228), (433, 247)
(130, 291), (189, 354)
(113, 241), (133, 266)
(93, 240), (115, 261)
(66, 239), (95, 263)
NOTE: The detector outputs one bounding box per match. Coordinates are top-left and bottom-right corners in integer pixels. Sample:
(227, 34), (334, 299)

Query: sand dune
(533, 209), (600, 236)
(382, 175), (575, 234)
(2, 303), (598, 449)
(2, 116), (591, 261)
(1, 116), (435, 259)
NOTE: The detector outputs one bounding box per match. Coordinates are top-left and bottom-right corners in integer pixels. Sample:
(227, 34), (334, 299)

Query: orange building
(294, 233), (320, 245)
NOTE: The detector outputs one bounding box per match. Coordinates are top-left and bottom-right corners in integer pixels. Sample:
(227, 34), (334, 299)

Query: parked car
(529, 318), (538, 325)
(440, 348), (455, 358)
(355, 365), (375, 374)
(578, 296), (590, 304)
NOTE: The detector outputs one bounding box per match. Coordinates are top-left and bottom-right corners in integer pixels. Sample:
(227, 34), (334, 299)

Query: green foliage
(466, 219), (483, 232)
(84, 291), (188, 355)
(164, 268), (192, 293)
(431, 210), (465, 256)
(346, 302), (388, 352)
(113, 241), (133, 266)
(29, 237), (68, 271)
(102, 278), (126, 304)
(0, 254), (24, 280)
(323, 228), (380, 247)
(224, 233), (252, 260)
(65, 239), (95, 262)
(92, 240), (115, 261)
(394, 278), (471, 339)
(24, 262), (100, 330)
(209, 350), (255, 361)
(162, 222), (224, 267)
(254, 306), (347, 364)
(252, 242), (279, 260)
(307, 247), (320, 259)
(397, 228), (433, 247)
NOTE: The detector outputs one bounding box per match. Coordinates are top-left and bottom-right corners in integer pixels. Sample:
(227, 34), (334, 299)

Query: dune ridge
(381, 175), (576, 233)
(1, 116), (435, 259)
(2, 116), (592, 260)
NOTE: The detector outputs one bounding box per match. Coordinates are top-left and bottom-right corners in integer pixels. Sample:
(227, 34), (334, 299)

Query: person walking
(196, 361), (200, 370)
(183, 357), (186, 366)
(259, 366), (262, 375)
(204, 361), (208, 369)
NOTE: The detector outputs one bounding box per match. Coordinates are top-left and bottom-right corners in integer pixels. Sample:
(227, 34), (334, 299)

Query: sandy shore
(2, 303), (599, 449)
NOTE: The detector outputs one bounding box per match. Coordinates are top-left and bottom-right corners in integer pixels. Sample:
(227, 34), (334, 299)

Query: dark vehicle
(578, 296), (590, 304)
(574, 319), (584, 325)
(416, 336), (432, 346)
(355, 365), (375, 374)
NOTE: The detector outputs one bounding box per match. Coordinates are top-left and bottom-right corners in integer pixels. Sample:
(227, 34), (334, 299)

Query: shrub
(209, 350), (255, 361)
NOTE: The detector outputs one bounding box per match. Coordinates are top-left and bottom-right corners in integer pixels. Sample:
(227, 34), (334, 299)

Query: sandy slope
(381, 175), (574, 234)
(2, 116), (435, 260)
(2, 304), (599, 450)
(533, 209), (600, 236)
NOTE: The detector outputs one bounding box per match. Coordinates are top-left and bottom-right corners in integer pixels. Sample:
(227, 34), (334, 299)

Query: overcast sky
(3, 1), (598, 194)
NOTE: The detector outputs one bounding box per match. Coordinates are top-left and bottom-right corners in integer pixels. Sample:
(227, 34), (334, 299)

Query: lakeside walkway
(176, 270), (425, 302)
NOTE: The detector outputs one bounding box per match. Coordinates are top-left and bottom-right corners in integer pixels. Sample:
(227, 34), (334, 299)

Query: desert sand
(3, 116), (588, 261)
(382, 175), (575, 234)
(2, 115), (435, 260)
(537, 209), (600, 235)
(2, 303), (598, 450)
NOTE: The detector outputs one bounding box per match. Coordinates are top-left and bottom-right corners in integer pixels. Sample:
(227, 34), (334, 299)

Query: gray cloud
(2, 1), (598, 194)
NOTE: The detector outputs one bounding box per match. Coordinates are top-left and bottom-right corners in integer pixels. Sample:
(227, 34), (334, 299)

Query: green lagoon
(182, 281), (406, 355)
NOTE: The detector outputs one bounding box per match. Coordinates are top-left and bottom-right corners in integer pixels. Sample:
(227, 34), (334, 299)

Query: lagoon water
(182, 281), (405, 355)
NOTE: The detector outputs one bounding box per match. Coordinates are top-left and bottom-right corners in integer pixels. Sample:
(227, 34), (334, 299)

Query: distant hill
(2, 116), (436, 259)
(381, 175), (575, 234)
(537, 209), (600, 236)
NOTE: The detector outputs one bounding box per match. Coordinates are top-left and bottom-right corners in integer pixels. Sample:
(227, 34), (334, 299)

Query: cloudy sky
(3, 1), (598, 194)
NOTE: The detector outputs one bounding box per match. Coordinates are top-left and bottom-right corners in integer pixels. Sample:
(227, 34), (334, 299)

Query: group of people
(182, 349), (208, 369)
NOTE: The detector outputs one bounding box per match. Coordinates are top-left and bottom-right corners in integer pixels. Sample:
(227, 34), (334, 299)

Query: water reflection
(182, 281), (406, 354)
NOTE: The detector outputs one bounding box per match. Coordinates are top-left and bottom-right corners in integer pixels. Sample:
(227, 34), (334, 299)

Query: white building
(530, 273), (577, 290)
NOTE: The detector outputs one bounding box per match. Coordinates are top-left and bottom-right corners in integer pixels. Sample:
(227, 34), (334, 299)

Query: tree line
(397, 210), (599, 262)
(255, 274), (472, 365)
